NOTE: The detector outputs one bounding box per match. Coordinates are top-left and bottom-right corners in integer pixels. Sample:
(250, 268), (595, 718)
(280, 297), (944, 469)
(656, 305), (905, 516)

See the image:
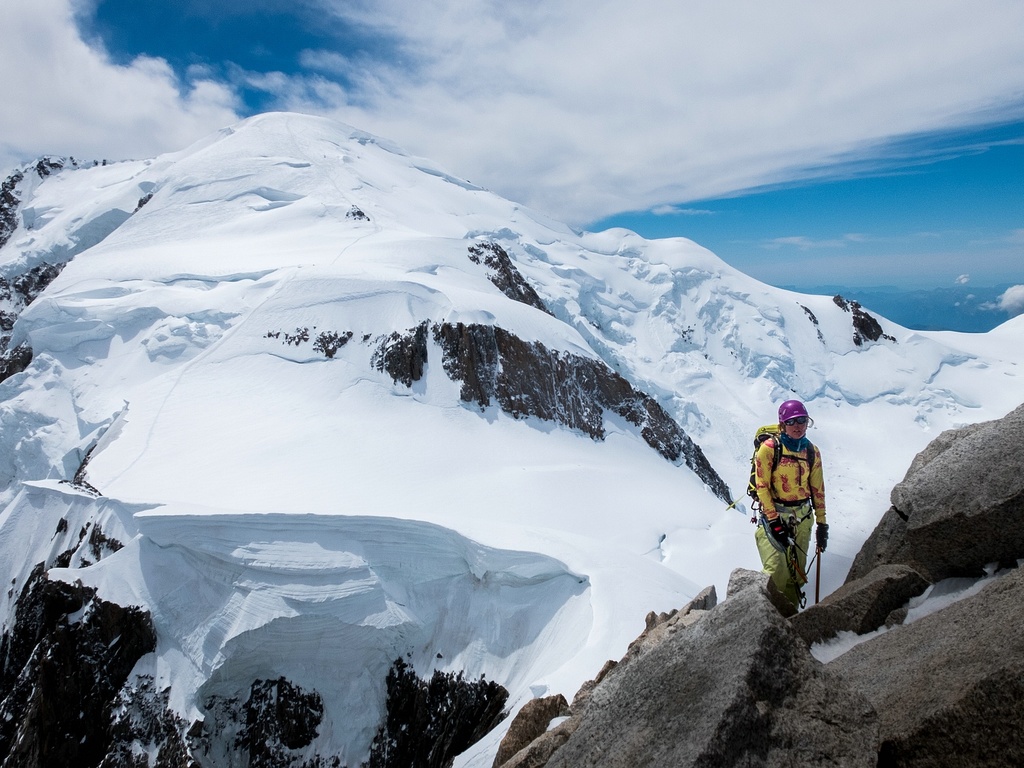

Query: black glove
(816, 523), (829, 552)
(767, 516), (792, 547)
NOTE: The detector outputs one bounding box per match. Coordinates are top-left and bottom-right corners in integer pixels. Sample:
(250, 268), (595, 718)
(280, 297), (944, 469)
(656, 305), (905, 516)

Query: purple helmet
(778, 399), (809, 423)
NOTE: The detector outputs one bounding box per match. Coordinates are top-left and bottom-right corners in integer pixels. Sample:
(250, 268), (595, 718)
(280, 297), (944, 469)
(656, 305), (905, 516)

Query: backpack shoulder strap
(773, 438), (782, 471)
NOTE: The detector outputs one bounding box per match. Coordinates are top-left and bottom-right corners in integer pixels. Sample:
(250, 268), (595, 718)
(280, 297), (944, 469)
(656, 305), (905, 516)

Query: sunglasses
(783, 416), (809, 426)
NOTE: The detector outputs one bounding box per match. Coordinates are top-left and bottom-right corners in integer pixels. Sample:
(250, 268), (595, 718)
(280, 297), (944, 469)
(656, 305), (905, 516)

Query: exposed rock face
(616, 584), (718, 666)
(1, 262), (65, 308)
(847, 401), (1024, 582)
(728, 565), (798, 618)
(492, 694), (569, 768)
(33, 157), (66, 179)
(2, 509), (511, 768)
(0, 495), (511, 768)
(232, 678), (326, 768)
(829, 566), (1024, 766)
(0, 565), (158, 766)
(196, 680), (334, 768)
(499, 719), (577, 768)
(833, 294), (896, 346)
(517, 570), (877, 768)
(364, 317), (731, 501)
(366, 658), (508, 768)
(790, 564), (930, 645)
(0, 262), (65, 383)
(1, 158), (69, 250)
(0, 341), (32, 384)
(1, 158), (138, 386)
(468, 242), (551, 315)
(0, 169), (23, 250)
(845, 502), (917, 584)
(105, 676), (191, 767)
(373, 320), (430, 387)
(0, 224), (67, 383)
(432, 322), (731, 501)
(94, 655), (506, 768)
(360, 241), (731, 501)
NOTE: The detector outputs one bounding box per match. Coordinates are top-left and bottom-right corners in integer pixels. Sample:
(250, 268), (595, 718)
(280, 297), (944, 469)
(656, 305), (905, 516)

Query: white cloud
(300, 0), (1024, 223)
(762, 234), (867, 250)
(651, 205), (715, 217)
(955, 274), (971, 285)
(4, 0), (1024, 228)
(996, 285), (1024, 316)
(0, 0), (239, 169)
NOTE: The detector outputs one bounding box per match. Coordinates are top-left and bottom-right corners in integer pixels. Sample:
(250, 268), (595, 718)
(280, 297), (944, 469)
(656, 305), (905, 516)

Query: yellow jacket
(754, 437), (826, 524)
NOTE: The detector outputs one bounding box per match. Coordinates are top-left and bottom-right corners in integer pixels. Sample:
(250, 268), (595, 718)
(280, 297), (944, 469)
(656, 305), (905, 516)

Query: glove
(766, 516), (792, 547)
(816, 523), (829, 552)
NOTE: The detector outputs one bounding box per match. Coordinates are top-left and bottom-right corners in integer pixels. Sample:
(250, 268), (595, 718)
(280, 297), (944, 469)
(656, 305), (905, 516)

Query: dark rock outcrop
(313, 329), (354, 358)
(468, 242), (551, 315)
(195, 683), (339, 768)
(134, 191), (155, 212)
(829, 566), (1024, 766)
(192, 659), (508, 768)
(0, 341), (32, 384)
(6, 261), (65, 305)
(0, 565), (158, 766)
(1, 159), (70, 250)
(0, 169), (23, 250)
(33, 157), (66, 179)
(847, 402), (1024, 583)
(367, 319), (730, 501)
(790, 564), (930, 645)
(0, 260), (65, 384)
(432, 322), (731, 501)
(833, 294), (896, 346)
(104, 676), (191, 767)
(373, 321), (430, 387)
(236, 678), (326, 767)
(366, 658), (509, 768)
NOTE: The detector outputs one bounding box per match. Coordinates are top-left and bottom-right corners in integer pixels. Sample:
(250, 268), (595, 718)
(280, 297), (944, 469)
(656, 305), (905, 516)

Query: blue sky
(2, 1), (1023, 311)
(598, 123), (1024, 289)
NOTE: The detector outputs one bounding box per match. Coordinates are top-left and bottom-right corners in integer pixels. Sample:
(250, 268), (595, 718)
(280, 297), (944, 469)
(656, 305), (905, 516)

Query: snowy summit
(0, 112), (1021, 766)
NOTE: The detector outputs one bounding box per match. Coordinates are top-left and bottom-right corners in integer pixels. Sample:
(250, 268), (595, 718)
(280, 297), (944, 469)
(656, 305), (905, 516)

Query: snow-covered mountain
(0, 112), (1021, 767)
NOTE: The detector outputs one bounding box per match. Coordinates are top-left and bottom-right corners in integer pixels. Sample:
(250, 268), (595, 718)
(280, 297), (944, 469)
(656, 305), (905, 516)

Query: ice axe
(815, 545), (822, 604)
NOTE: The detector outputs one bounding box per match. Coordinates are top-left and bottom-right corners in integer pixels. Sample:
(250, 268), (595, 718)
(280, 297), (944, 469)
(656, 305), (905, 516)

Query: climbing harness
(759, 505), (814, 609)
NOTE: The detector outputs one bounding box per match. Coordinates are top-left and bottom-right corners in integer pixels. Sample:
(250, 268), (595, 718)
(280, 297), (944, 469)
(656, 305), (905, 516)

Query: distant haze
(791, 285), (1019, 333)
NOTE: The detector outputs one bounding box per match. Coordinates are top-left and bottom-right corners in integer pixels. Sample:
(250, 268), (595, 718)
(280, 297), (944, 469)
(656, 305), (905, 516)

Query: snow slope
(1, 112), (1021, 765)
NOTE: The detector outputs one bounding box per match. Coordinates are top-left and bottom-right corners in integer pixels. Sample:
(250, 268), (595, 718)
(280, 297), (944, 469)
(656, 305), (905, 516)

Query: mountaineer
(753, 399), (828, 609)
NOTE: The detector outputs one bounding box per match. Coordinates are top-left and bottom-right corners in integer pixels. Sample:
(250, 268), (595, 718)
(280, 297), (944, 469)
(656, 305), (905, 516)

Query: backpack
(745, 424), (816, 521)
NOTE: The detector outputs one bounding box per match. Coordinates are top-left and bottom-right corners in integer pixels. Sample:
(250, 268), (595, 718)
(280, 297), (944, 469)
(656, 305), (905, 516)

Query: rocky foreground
(495, 401), (1024, 767)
